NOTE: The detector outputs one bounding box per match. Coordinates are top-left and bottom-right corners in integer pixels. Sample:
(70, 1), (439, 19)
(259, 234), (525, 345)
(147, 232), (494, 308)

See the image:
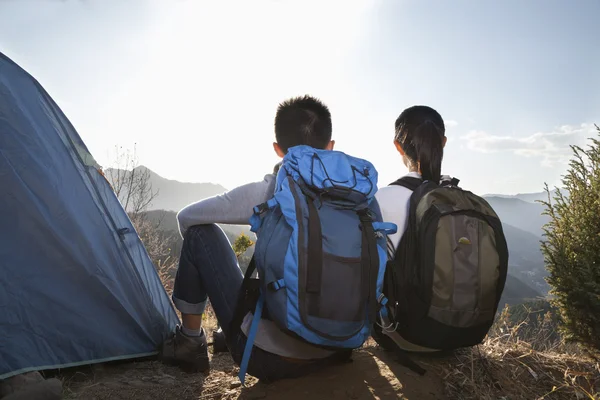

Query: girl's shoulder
(375, 185), (413, 205)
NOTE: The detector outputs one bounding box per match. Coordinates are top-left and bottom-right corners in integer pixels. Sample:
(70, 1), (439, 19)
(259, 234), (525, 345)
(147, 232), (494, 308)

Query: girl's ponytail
(412, 120), (444, 182)
(394, 106), (446, 182)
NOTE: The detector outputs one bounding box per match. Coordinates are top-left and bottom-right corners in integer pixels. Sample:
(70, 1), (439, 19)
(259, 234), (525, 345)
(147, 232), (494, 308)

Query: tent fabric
(0, 52), (179, 380)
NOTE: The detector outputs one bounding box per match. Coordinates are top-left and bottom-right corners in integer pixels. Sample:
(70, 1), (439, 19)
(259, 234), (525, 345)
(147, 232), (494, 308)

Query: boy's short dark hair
(274, 95), (332, 153)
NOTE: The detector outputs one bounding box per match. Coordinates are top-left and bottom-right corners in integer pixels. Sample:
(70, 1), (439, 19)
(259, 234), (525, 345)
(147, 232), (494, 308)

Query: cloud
(445, 120), (458, 128)
(460, 123), (598, 167)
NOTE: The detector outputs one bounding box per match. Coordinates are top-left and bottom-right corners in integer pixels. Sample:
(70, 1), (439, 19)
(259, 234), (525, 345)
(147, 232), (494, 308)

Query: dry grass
(440, 340), (599, 399)
(438, 308), (600, 400)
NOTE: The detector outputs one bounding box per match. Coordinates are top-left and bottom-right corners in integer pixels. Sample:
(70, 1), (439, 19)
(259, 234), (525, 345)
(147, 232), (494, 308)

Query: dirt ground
(58, 335), (448, 400)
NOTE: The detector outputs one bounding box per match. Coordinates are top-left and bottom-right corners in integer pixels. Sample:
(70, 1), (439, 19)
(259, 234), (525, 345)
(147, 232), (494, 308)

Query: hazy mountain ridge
(501, 223), (549, 294)
(106, 166), (228, 212)
(480, 195), (550, 296)
(482, 196), (550, 237)
(482, 188), (566, 204)
(500, 274), (542, 306)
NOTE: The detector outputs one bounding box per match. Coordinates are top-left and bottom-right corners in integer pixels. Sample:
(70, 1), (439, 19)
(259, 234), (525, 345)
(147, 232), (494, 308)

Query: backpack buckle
(441, 177), (460, 187)
(357, 208), (375, 222)
(254, 202), (269, 215)
(267, 279), (286, 292)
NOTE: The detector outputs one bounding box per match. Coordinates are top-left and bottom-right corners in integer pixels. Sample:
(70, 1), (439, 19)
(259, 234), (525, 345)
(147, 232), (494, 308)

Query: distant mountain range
(480, 196), (551, 300)
(498, 223), (548, 296)
(482, 188), (564, 204)
(500, 274), (541, 306)
(106, 166), (227, 212)
(132, 167), (549, 306)
(482, 196), (550, 238)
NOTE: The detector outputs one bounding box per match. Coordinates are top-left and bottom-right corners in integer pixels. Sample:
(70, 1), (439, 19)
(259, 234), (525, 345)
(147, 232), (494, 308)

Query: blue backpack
(233, 145), (397, 384)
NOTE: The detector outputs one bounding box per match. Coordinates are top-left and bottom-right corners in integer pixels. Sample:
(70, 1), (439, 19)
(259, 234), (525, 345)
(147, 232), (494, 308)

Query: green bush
(540, 125), (600, 352)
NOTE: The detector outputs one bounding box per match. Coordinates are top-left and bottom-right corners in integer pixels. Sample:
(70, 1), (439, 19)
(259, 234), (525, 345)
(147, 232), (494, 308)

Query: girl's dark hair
(394, 105), (446, 183)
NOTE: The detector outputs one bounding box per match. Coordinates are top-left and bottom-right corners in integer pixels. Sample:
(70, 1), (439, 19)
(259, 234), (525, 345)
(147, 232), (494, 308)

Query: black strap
(373, 317), (427, 376)
(359, 215), (371, 322)
(391, 346), (427, 376)
(306, 198), (323, 294)
(357, 210), (379, 325)
(389, 176), (422, 191)
(383, 259), (397, 317)
(230, 256), (259, 334)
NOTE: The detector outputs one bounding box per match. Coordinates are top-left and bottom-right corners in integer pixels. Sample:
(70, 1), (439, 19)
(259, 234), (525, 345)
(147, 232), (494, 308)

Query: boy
(159, 95), (350, 382)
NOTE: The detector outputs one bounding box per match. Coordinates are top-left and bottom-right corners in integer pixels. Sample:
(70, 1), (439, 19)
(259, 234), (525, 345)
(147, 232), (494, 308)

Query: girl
(374, 105), (447, 353)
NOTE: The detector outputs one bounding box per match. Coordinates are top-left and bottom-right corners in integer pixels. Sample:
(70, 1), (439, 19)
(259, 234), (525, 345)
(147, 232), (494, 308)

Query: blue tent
(0, 52), (179, 380)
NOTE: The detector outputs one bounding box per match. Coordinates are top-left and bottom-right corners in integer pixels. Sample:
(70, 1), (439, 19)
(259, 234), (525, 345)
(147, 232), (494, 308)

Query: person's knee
(183, 224), (234, 258)
(184, 224), (221, 241)
(183, 224), (229, 249)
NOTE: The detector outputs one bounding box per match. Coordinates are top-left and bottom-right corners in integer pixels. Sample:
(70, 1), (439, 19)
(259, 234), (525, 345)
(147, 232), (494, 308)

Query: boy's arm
(176, 174), (276, 237)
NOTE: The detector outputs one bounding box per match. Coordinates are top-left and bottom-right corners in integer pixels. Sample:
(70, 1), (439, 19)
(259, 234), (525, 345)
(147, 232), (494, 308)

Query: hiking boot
(0, 371), (62, 400)
(212, 327), (228, 354)
(158, 326), (210, 374)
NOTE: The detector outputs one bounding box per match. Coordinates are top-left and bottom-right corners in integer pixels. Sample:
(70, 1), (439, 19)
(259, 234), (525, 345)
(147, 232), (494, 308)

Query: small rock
(229, 381), (242, 389)
(103, 381), (123, 390)
(128, 379), (153, 388)
(158, 378), (175, 386)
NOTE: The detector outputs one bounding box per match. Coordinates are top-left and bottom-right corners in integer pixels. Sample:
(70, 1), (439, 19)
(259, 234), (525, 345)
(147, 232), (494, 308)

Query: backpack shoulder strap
(389, 176), (422, 191)
(230, 256), (259, 334)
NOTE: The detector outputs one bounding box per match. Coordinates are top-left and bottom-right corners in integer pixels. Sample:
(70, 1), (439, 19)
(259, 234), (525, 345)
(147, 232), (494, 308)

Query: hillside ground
(53, 309), (598, 400)
(58, 341), (445, 400)
(56, 311), (445, 400)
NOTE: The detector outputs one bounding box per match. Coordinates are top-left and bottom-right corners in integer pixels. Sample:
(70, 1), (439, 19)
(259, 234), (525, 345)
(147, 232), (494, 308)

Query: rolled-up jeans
(172, 224), (349, 382)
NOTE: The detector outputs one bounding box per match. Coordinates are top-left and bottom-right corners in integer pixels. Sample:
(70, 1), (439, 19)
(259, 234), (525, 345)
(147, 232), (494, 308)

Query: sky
(1, 0), (599, 195)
